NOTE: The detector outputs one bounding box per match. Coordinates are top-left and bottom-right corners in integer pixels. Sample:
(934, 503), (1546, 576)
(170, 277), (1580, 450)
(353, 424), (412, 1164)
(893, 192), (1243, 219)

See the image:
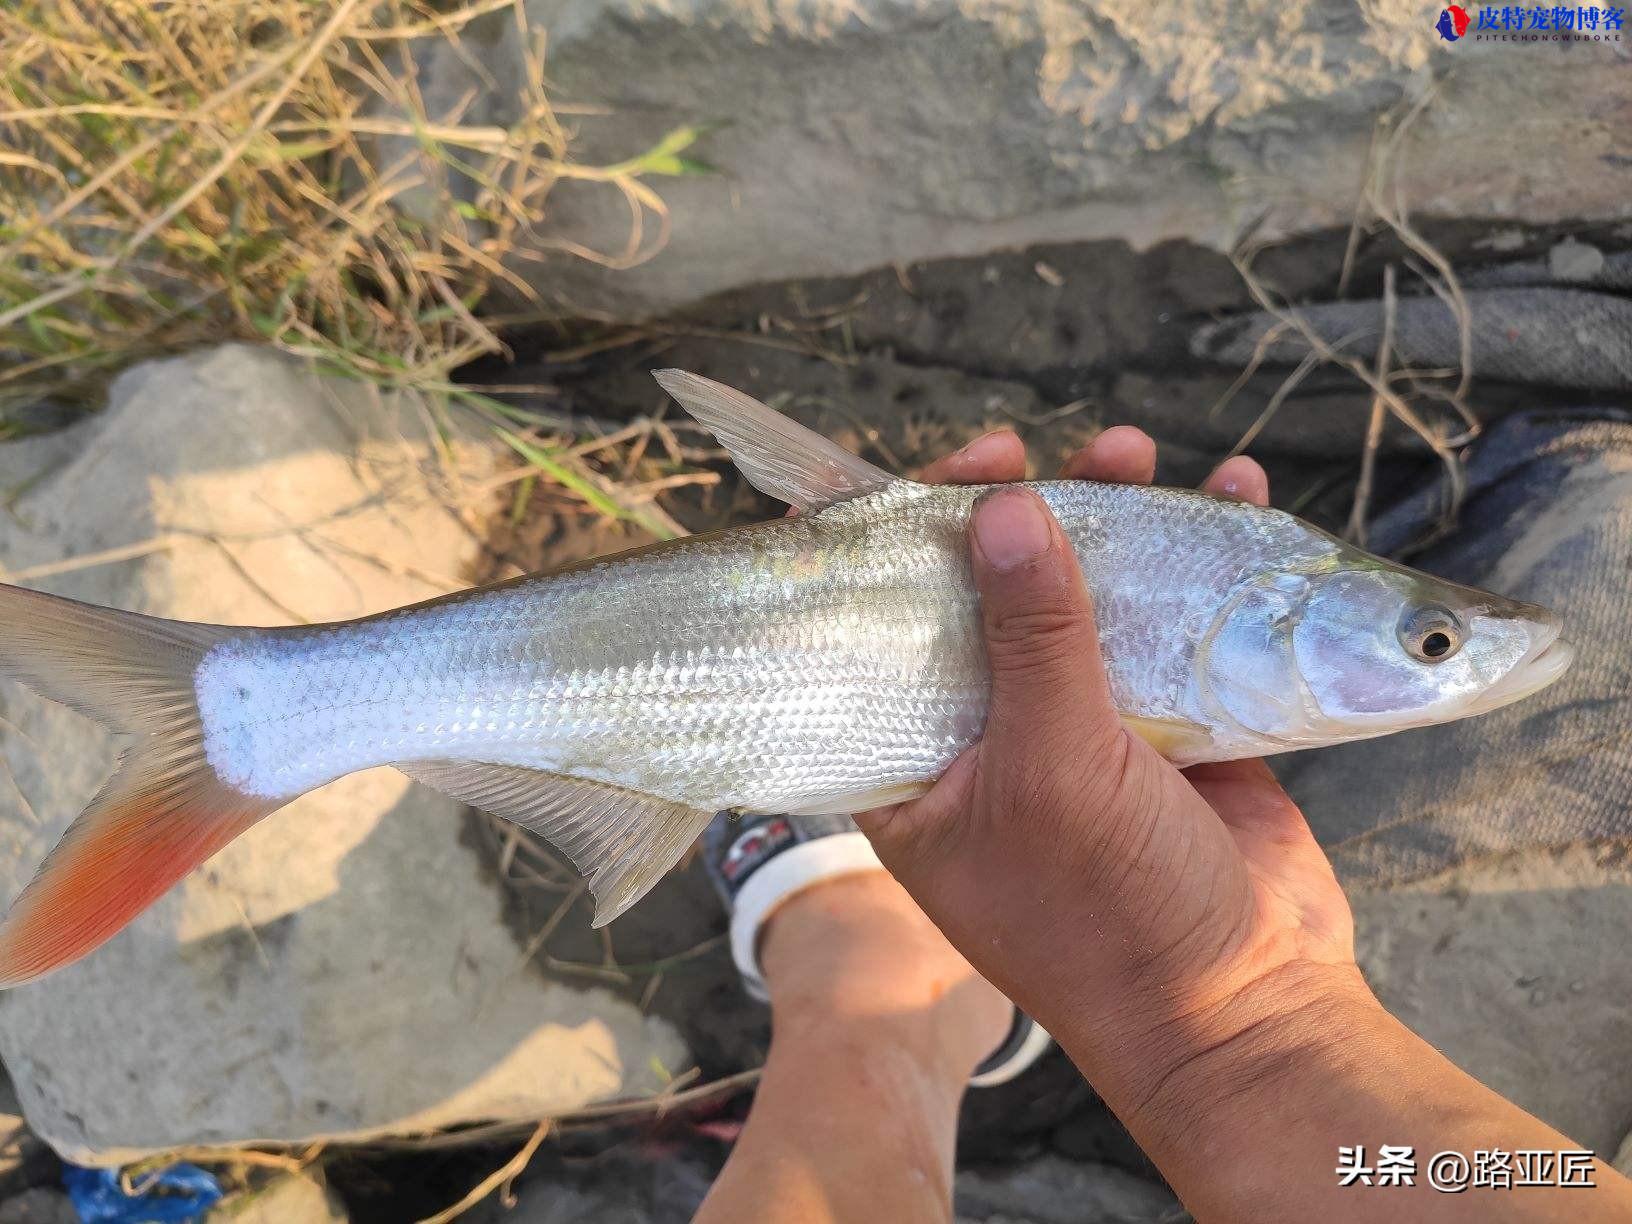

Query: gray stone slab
(394, 1), (1632, 319)
(1354, 844), (1632, 1155)
(0, 345), (688, 1164)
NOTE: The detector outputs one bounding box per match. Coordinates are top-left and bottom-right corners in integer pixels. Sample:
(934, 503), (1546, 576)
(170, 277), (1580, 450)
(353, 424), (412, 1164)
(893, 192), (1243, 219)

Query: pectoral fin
(652, 369), (900, 513)
(1120, 714), (1215, 764)
(399, 761), (713, 927)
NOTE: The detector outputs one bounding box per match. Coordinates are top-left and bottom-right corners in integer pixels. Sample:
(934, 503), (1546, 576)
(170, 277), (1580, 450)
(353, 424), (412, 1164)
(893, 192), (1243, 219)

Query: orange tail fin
(0, 585), (282, 986)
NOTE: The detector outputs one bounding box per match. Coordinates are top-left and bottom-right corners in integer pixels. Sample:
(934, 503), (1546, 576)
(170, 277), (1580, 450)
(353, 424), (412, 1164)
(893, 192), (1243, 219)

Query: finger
(1183, 758), (1307, 842)
(1202, 456), (1269, 506)
(1059, 425), (1156, 485)
(1184, 759), (1348, 945)
(967, 487), (1122, 749)
(917, 429), (1027, 485)
(855, 742), (978, 855)
(859, 488), (1125, 857)
(1181, 757), (1275, 789)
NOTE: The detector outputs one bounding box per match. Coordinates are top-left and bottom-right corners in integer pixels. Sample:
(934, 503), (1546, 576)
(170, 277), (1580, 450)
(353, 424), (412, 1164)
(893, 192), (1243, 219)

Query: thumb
(967, 487), (1123, 757)
(858, 487), (1125, 855)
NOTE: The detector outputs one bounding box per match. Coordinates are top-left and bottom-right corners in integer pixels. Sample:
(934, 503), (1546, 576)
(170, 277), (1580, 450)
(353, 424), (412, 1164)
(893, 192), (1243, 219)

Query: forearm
(697, 1015), (966, 1224)
(697, 875), (1005, 1224)
(1064, 965), (1632, 1222)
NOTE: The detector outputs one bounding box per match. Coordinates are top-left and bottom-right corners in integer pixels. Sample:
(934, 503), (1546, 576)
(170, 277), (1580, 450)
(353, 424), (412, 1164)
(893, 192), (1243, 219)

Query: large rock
(1353, 844), (1632, 1155)
(0, 346), (687, 1164)
(411, 0), (1632, 318)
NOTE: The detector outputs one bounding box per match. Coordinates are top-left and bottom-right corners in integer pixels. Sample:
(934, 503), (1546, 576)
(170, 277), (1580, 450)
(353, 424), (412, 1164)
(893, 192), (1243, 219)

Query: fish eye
(1399, 604), (1464, 663)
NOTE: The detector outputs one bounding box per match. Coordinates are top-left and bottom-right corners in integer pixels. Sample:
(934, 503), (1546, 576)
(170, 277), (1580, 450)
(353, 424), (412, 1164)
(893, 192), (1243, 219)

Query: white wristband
(729, 831), (885, 1002)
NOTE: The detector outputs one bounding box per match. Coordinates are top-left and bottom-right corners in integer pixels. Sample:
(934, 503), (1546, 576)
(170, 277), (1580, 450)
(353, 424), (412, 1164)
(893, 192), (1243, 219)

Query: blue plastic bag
(63, 1162), (223, 1224)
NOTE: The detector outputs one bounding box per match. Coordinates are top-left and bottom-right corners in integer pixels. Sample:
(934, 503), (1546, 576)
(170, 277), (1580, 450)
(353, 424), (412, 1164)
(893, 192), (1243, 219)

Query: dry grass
(0, 0), (703, 430)
(1216, 92), (1479, 546)
(110, 1066), (764, 1221)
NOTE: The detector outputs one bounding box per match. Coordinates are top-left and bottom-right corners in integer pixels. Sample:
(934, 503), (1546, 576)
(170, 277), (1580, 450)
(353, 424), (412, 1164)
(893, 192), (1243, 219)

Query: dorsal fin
(652, 370), (898, 513)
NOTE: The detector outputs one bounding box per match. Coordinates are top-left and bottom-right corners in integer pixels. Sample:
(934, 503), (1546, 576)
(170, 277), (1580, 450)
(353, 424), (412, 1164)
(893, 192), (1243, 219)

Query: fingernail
(973, 488), (1052, 571)
(954, 432), (1003, 466)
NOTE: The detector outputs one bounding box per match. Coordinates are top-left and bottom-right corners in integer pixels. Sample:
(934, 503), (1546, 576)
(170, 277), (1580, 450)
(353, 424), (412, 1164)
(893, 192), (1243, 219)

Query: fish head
(1199, 560), (1573, 747)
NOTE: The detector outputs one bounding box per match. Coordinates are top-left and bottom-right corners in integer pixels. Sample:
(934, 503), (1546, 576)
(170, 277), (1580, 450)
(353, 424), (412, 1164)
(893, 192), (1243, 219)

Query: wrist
(1069, 958), (1385, 1152)
(1063, 958), (1632, 1222)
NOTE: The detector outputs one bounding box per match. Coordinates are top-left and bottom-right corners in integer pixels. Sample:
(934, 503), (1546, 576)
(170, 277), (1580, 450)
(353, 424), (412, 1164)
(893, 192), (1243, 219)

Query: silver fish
(0, 370), (1573, 985)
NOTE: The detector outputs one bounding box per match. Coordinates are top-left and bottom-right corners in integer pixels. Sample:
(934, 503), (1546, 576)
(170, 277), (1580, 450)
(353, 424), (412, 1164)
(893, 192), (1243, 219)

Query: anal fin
(399, 761), (713, 927)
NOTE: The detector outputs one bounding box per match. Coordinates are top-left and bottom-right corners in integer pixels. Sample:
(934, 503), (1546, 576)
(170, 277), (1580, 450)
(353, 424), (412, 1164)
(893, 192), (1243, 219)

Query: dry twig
(416, 1120), (551, 1224)
(1217, 90), (1477, 535)
(1347, 264), (1397, 546)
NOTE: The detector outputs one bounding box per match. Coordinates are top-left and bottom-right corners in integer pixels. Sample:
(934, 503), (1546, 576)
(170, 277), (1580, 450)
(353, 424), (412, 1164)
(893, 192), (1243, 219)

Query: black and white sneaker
(703, 810), (1051, 1087)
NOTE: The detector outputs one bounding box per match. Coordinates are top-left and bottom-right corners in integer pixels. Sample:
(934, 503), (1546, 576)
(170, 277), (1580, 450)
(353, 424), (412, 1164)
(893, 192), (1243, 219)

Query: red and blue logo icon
(1436, 4), (1472, 38)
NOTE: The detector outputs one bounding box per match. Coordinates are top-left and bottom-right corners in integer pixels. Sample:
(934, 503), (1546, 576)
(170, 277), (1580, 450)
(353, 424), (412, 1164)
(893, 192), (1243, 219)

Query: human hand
(860, 425), (1632, 1221)
(859, 427), (1368, 1133)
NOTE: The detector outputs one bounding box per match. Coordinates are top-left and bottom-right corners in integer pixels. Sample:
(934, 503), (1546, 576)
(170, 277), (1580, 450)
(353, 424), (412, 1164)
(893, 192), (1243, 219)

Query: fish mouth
(1474, 617), (1575, 711)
